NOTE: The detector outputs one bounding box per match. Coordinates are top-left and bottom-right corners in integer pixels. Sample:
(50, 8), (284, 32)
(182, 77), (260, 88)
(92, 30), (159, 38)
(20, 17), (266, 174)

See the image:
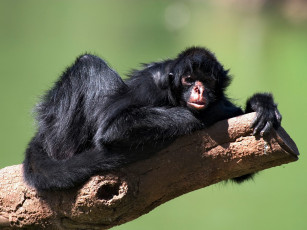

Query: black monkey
(23, 47), (282, 190)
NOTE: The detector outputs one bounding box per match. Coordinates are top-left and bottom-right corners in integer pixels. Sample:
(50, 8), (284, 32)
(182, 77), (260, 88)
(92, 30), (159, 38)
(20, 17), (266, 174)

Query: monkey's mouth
(187, 101), (206, 110)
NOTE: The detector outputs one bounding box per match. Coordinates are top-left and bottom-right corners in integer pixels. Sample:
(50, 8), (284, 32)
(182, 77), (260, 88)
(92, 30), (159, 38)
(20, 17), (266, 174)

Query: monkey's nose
(194, 86), (204, 95)
(194, 81), (205, 95)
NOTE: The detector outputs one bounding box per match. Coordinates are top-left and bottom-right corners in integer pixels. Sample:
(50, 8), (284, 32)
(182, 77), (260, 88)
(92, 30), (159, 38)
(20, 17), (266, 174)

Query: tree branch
(0, 112), (299, 229)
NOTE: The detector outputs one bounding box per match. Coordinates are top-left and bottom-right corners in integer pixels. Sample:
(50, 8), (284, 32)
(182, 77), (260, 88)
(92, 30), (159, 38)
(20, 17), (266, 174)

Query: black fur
(23, 47), (282, 190)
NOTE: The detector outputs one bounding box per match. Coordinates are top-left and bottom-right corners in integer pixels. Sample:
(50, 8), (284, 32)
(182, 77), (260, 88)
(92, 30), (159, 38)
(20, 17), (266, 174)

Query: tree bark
(0, 112), (299, 230)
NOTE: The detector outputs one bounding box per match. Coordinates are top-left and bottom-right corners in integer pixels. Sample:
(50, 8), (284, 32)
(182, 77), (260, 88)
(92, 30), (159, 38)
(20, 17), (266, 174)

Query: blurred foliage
(0, 1), (306, 230)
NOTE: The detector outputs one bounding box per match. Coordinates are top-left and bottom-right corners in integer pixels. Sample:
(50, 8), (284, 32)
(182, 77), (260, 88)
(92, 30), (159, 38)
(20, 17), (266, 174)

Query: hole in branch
(96, 183), (120, 200)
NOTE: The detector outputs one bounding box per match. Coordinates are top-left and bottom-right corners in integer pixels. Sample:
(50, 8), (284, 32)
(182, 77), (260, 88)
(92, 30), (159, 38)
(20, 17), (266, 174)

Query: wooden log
(0, 113), (299, 229)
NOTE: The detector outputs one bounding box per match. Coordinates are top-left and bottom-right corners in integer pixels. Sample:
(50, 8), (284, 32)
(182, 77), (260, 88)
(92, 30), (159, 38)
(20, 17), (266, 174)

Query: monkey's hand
(245, 93), (282, 136)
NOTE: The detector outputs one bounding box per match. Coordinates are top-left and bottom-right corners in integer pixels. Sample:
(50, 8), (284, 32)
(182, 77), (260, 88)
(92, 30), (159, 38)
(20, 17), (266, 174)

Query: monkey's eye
(181, 75), (194, 86)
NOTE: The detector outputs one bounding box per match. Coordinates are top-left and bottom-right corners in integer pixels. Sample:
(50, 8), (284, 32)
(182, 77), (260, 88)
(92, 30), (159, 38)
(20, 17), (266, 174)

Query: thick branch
(0, 113), (299, 229)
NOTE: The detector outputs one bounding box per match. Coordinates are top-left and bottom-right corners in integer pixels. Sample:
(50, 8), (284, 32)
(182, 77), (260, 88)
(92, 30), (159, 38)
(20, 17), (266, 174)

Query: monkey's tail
(23, 139), (126, 191)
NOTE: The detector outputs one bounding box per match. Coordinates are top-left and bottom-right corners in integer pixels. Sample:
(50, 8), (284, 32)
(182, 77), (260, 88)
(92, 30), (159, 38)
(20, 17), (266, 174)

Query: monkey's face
(172, 47), (229, 111)
(180, 73), (216, 111)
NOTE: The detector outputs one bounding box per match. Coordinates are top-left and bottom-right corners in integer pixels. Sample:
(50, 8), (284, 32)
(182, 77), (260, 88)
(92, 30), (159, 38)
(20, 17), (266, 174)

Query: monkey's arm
(97, 106), (203, 147)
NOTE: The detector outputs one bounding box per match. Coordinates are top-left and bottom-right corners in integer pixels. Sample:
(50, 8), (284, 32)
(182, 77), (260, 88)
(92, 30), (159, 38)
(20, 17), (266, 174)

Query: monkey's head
(171, 47), (231, 111)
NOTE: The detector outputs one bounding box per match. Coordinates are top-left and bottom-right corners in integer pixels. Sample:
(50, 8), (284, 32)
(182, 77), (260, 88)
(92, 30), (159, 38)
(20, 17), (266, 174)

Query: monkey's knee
(76, 54), (107, 67)
(73, 54), (114, 78)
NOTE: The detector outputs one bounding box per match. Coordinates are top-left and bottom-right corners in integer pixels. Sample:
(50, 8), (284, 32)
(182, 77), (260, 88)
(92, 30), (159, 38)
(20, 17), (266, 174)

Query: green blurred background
(0, 0), (306, 229)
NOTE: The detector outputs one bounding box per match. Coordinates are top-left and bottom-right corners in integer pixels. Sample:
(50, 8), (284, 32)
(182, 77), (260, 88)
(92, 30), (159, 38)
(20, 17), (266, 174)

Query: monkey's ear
(153, 72), (174, 90)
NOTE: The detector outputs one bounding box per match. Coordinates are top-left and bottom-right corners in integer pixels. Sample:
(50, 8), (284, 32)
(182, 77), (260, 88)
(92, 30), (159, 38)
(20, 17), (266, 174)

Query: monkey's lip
(187, 101), (206, 110)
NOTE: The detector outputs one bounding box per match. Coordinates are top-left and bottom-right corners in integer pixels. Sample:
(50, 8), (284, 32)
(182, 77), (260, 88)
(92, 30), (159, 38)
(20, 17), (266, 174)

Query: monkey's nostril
(194, 87), (204, 95)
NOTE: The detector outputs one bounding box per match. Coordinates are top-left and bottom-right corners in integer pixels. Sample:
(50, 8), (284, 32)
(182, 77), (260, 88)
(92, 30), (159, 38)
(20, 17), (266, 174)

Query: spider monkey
(23, 47), (282, 190)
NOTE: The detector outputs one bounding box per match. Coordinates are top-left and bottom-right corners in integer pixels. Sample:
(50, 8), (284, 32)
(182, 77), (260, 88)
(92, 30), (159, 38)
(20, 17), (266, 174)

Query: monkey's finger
(253, 117), (266, 135)
(251, 111), (263, 128)
(260, 121), (272, 136)
(275, 109), (282, 124)
(251, 116), (259, 128)
(251, 106), (264, 127)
